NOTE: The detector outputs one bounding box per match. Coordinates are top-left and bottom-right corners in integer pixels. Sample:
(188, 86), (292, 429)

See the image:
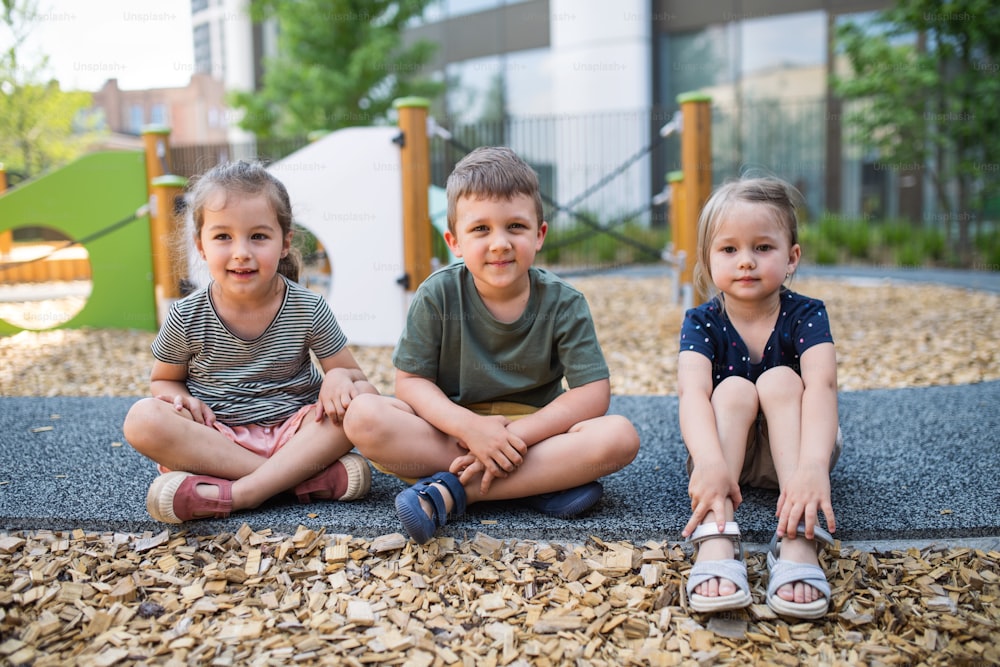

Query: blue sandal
(394, 472), (467, 544)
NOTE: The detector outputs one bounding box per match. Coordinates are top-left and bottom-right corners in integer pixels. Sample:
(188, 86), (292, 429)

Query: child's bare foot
(693, 536), (740, 597)
(765, 524), (835, 619)
(685, 522), (752, 613)
(773, 536), (824, 603)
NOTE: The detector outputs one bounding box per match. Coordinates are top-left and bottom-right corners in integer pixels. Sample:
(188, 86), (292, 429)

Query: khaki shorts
(371, 401), (538, 484)
(686, 413), (843, 490)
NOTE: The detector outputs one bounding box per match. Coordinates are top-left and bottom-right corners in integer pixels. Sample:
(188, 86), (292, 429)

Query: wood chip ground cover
(0, 527), (998, 666)
(1, 276), (998, 665)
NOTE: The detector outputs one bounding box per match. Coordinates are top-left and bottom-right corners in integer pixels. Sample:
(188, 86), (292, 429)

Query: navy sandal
(394, 472), (467, 544)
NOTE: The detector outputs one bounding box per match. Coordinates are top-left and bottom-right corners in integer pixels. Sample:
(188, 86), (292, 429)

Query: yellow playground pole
(678, 92), (712, 307)
(394, 97), (433, 292)
(142, 125), (184, 324)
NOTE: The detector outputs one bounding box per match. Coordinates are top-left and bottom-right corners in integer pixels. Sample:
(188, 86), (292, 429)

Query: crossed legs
(343, 393), (639, 512)
(123, 397), (356, 514)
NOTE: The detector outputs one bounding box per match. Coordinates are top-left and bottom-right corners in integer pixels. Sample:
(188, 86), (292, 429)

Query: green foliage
(832, 0), (1000, 263)
(538, 217), (669, 268)
(0, 0), (99, 178)
(975, 225), (1000, 269)
(798, 214), (981, 267)
(232, 0), (445, 137)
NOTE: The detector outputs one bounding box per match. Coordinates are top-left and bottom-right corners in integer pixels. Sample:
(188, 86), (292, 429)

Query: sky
(18, 0), (195, 91)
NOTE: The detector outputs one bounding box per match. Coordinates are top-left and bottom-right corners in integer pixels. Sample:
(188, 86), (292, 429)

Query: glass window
(504, 48), (553, 117)
(659, 25), (731, 106)
(129, 105), (144, 133)
(444, 0), (501, 18)
(193, 22), (212, 74)
(150, 104), (168, 125)
(739, 11), (825, 76)
(445, 55), (505, 125)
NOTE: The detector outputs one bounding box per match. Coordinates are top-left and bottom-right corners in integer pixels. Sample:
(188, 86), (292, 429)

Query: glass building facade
(406, 0), (914, 226)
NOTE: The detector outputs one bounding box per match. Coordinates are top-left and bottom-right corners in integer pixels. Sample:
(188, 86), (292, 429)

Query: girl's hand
(315, 368), (359, 424)
(775, 465), (836, 540)
(682, 461), (741, 538)
(156, 393), (216, 427)
(456, 415), (527, 494)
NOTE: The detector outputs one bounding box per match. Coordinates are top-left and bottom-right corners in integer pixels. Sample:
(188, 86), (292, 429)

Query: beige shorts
(371, 401), (538, 484)
(687, 413), (843, 490)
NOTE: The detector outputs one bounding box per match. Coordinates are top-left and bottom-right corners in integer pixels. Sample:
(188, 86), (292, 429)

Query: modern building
(190, 0), (277, 143)
(406, 0), (906, 225)
(90, 73), (229, 146)
(185, 0), (921, 224)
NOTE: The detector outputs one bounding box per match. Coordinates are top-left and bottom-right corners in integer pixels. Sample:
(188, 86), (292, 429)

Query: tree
(232, 0), (444, 138)
(833, 0), (1000, 263)
(0, 0), (98, 180)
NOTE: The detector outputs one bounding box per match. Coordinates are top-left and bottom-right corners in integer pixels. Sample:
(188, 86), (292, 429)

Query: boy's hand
(455, 415), (527, 493)
(156, 393), (216, 427)
(775, 465), (836, 540)
(315, 368), (359, 424)
(682, 461), (741, 538)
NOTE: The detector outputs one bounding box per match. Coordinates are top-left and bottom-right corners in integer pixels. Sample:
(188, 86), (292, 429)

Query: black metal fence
(165, 102), (871, 270)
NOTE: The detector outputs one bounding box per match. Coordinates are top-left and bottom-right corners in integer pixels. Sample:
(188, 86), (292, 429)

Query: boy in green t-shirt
(344, 146), (640, 543)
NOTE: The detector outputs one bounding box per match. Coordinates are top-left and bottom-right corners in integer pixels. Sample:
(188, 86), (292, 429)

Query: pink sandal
(146, 471), (234, 524)
(293, 453), (371, 503)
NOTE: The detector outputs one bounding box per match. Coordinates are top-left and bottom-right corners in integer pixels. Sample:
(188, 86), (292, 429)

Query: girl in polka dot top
(677, 176), (841, 620)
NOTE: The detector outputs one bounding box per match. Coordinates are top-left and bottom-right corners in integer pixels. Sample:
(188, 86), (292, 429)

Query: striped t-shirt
(151, 276), (347, 426)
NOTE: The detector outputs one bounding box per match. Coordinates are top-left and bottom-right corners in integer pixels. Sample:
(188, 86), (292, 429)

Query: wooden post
(142, 125), (181, 324)
(678, 92), (712, 306)
(0, 164), (10, 257)
(150, 175), (188, 314)
(393, 97), (432, 291)
(141, 125), (173, 188)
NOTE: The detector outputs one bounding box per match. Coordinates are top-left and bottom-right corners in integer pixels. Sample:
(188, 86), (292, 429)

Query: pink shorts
(157, 404), (315, 474)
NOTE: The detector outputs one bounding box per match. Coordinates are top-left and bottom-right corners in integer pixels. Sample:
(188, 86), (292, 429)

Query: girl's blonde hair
(693, 176), (802, 305)
(186, 160), (302, 282)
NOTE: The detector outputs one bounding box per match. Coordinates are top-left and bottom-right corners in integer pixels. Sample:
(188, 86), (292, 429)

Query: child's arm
(504, 378), (610, 447)
(396, 369), (527, 488)
(150, 360), (216, 426)
(776, 342), (838, 540)
(315, 348), (379, 424)
(677, 350), (743, 537)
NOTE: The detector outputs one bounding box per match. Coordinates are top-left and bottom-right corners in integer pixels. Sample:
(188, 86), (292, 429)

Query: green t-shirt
(392, 264), (609, 407)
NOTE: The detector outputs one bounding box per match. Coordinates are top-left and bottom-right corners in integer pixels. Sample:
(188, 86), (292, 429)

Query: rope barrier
(437, 130), (668, 260)
(0, 203), (149, 273)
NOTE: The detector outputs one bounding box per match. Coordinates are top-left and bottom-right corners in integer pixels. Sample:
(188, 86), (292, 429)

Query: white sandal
(766, 523), (835, 619)
(685, 521), (753, 613)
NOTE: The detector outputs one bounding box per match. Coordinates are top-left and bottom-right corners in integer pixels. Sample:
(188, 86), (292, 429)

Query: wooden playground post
(141, 125), (183, 324)
(666, 170), (685, 305)
(394, 97), (433, 292)
(677, 92), (712, 306)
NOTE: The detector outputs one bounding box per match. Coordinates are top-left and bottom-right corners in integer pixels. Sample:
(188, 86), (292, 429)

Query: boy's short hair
(445, 146), (544, 234)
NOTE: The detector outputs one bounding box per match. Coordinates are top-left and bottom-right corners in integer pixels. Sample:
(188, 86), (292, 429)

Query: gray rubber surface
(2, 382), (997, 545)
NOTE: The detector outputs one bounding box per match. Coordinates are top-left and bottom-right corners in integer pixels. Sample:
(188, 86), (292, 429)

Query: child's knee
(611, 415), (641, 461)
(756, 366), (803, 403)
(712, 376), (759, 415)
(342, 393), (385, 443)
(123, 398), (161, 440)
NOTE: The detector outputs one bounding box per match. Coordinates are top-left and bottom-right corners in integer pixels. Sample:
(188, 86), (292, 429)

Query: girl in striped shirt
(123, 160), (377, 523)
